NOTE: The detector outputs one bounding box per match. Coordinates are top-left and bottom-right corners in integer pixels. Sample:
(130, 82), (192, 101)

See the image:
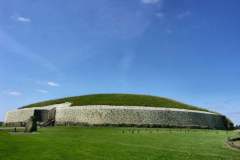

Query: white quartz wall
(4, 102), (71, 123)
(55, 105), (226, 129)
(5, 108), (35, 123)
(4, 104), (227, 129)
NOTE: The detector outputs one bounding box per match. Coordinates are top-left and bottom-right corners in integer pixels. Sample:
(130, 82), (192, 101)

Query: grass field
(22, 93), (209, 112)
(0, 127), (239, 160)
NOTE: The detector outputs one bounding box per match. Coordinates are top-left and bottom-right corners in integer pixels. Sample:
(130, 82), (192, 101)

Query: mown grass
(0, 127), (239, 160)
(21, 93), (209, 112)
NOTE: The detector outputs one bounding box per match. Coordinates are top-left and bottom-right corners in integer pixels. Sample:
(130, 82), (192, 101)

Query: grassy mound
(22, 93), (208, 112)
(0, 127), (239, 160)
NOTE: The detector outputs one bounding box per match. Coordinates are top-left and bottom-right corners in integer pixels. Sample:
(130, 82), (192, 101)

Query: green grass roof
(21, 93), (209, 112)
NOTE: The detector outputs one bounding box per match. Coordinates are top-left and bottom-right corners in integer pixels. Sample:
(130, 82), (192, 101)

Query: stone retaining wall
(4, 104), (230, 130)
(5, 108), (35, 125)
(55, 106), (228, 130)
(4, 103), (71, 126)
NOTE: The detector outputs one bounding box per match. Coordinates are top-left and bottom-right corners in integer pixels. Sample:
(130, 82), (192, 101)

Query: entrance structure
(34, 109), (56, 126)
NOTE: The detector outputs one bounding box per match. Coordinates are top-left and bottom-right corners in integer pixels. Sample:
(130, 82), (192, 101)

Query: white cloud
(119, 51), (136, 72)
(36, 89), (48, 93)
(117, 51), (136, 88)
(8, 91), (22, 96)
(156, 12), (164, 19)
(16, 16), (31, 23)
(177, 11), (191, 19)
(141, 0), (161, 4)
(166, 28), (173, 34)
(47, 81), (59, 87)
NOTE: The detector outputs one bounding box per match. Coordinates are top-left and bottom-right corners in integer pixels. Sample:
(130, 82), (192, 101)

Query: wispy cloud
(225, 111), (240, 115)
(17, 16), (31, 23)
(166, 28), (173, 34)
(91, 2), (153, 39)
(177, 11), (191, 19)
(47, 81), (59, 87)
(117, 51), (136, 87)
(36, 89), (48, 93)
(8, 91), (22, 96)
(119, 51), (136, 72)
(141, 0), (161, 4)
(0, 29), (59, 73)
(156, 12), (164, 19)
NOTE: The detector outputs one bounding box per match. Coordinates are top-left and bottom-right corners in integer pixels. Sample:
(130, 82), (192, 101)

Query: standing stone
(24, 116), (37, 132)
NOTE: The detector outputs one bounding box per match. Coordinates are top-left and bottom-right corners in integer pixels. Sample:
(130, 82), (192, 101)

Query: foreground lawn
(0, 127), (239, 160)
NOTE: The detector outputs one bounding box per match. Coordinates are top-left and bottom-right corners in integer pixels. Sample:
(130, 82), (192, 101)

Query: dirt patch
(227, 137), (240, 150)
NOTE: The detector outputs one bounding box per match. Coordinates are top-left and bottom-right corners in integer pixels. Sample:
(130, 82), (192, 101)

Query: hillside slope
(21, 94), (209, 112)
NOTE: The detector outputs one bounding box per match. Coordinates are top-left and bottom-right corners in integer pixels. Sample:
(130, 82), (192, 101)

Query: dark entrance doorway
(33, 109), (56, 126)
(34, 110), (49, 122)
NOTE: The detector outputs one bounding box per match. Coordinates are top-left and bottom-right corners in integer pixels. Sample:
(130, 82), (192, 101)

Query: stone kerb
(55, 105), (226, 129)
(4, 104), (228, 129)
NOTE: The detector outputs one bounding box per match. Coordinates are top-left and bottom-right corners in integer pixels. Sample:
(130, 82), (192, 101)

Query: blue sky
(0, 0), (240, 124)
